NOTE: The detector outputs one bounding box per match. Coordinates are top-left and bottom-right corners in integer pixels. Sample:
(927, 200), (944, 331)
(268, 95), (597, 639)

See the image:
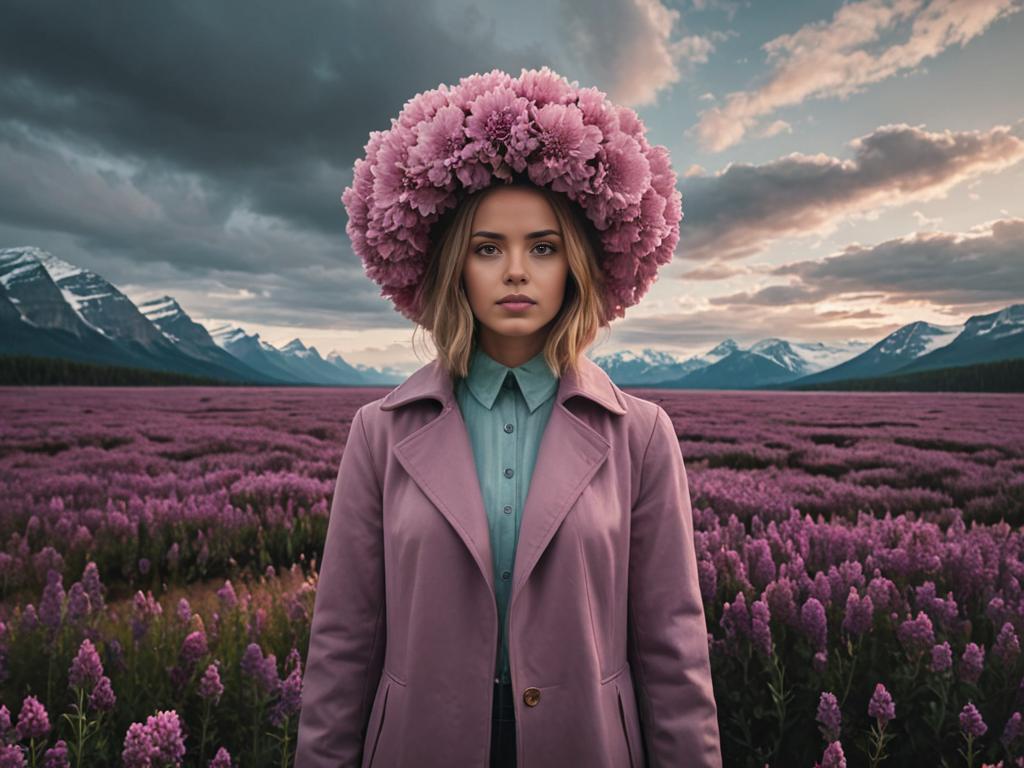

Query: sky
(2, 0), (1022, 373)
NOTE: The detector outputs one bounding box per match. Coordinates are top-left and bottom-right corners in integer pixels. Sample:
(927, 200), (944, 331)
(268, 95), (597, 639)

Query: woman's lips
(498, 301), (535, 311)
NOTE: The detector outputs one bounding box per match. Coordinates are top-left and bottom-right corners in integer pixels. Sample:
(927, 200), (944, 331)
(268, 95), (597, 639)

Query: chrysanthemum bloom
(342, 66), (682, 324)
(959, 702), (987, 738)
(88, 676), (116, 713)
(15, 695), (50, 741)
(816, 692), (841, 742)
(208, 747), (233, 768)
(41, 738), (69, 768)
(960, 642), (986, 684)
(930, 641), (953, 673)
(68, 638), (104, 690)
(868, 683), (895, 726)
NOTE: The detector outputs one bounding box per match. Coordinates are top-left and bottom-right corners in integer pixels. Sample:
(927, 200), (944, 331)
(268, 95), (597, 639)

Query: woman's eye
(534, 243), (555, 255)
(476, 244), (499, 256)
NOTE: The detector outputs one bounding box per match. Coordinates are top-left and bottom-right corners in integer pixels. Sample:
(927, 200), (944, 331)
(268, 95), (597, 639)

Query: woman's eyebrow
(471, 229), (562, 239)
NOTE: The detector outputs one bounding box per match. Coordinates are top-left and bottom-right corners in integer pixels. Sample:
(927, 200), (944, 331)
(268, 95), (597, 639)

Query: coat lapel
(379, 354), (628, 608)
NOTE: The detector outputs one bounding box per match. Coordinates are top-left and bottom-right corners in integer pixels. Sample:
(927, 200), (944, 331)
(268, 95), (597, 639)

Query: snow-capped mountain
(791, 321), (962, 386)
(596, 338), (872, 389)
(890, 304), (1024, 375)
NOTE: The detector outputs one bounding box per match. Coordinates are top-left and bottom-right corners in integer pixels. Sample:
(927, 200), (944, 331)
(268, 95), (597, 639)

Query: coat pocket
(615, 683), (636, 768)
(614, 667), (645, 768)
(362, 679), (391, 768)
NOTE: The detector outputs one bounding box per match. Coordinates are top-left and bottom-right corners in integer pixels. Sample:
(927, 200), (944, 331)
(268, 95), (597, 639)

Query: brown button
(523, 687), (541, 707)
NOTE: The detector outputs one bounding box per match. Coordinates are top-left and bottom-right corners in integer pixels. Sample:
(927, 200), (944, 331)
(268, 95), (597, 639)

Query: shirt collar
(463, 346), (559, 413)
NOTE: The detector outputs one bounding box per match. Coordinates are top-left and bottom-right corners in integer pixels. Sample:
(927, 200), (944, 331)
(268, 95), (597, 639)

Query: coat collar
(380, 352), (627, 416)
(380, 351), (627, 611)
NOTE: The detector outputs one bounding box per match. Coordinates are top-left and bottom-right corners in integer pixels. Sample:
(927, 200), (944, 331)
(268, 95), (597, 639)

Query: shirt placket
(497, 370), (519, 685)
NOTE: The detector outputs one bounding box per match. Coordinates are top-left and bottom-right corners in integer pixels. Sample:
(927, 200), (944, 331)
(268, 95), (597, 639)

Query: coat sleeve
(295, 404), (386, 768)
(626, 405), (722, 768)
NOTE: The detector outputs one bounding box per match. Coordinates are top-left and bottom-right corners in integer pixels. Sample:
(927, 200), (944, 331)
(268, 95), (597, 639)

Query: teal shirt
(454, 346), (558, 685)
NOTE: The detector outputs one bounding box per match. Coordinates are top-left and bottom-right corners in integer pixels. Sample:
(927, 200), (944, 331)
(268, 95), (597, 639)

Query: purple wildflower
(38, 570), (64, 632)
(176, 598), (191, 625)
(240, 644), (280, 697)
(81, 562), (105, 613)
(0, 745), (26, 767)
(720, 591), (751, 642)
(208, 747), (233, 768)
(764, 577), (798, 627)
(65, 583), (90, 625)
(268, 665), (303, 727)
(198, 663), (224, 705)
(41, 739), (69, 768)
(216, 580), (238, 611)
(68, 638), (104, 690)
(697, 559), (717, 603)
(88, 676), (116, 713)
(929, 641), (953, 674)
(15, 695), (50, 741)
(180, 630), (209, 670)
(819, 740), (847, 768)
(993, 622), (1021, 669)
(960, 642), (985, 684)
(816, 692), (842, 742)
(802, 597), (828, 651)
(897, 611), (935, 658)
(138, 558), (151, 576)
(813, 650), (828, 674)
(841, 587), (874, 637)
(121, 722), (155, 768)
(959, 702), (987, 738)
(147, 710), (186, 765)
(750, 599), (773, 658)
(1002, 711), (1022, 748)
(868, 683), (895, 725)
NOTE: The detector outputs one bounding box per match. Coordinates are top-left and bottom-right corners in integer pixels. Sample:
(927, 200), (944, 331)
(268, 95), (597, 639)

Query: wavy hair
(411, 179), (611, 381)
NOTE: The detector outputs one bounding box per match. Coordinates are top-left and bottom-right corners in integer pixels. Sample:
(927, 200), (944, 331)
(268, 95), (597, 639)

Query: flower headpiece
(342, 66), (682, 323)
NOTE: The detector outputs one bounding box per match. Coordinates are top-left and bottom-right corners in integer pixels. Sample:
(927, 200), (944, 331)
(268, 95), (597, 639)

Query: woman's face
(462, 185), (570, 366)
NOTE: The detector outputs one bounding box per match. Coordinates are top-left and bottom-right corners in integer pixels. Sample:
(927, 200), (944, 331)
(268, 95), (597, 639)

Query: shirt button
(503, 505), (512, 514)
(504, 467), (514, 478)
(502, 570), (511, 580)
(504, 423), (514, 433)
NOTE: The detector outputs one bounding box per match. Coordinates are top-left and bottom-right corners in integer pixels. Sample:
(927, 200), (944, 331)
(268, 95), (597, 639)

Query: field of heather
(0, 385), (1022, 767)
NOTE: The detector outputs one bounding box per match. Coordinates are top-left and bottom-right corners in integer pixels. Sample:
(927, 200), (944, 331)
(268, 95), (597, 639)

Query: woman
(295, 67), (721, 768)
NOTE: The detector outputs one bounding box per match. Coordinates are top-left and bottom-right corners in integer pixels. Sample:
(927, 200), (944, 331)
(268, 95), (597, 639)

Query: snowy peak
(876, 320), (962, 359)
(704, 339), (739, 362)
(962, 304), (1024, 340)
(138, 296), (186, 323)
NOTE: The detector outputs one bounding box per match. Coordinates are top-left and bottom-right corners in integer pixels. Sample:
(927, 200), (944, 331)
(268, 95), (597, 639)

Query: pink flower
(68, 638), (104, 691)
(526, 103), (601, 191)
(15, 695), (50, 740)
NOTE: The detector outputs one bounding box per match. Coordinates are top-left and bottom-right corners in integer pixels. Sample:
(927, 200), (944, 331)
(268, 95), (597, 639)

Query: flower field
(0, 385), (1022, 767)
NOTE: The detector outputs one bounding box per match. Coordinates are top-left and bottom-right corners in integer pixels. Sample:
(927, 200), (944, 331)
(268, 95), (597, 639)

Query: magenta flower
(41, 739), (69, 768)
(81, 562), (105, 613)
(216, 580), (238, 611)
(180, 630), (209, 669)
(868, 683), (895, 725)
(959, 702), (987, 737)
(818, 740), (847, 768)
(68, 638), (104, 690)
(993, 622), (1021, 669)
(38, 570), (64, 632)
(198, 663), (224, 705)
(1002, 711), (1022, 748)
(960, 642), (986, 684)
(122, 710), (186, 768)
(929, 641), (953, 673)
(208, 747), (233, 768)
(801, 597), (828, 651)
(240, 643), (279, 697)
(88, 676), (116, 713)
(764, 578), (797, 627)
(176, 598), (191, 625)
(720, 591), (751, 642)
(65, 583), (90, 624)
(841, 587), (874, 637)
(15, 695), (50, 741)
(750, 599), (773, 658)
(0, 745), (26, 767)
(816, 691), (841, 742)
(897, 611), (934, 658)
(268, 665), (303, 727)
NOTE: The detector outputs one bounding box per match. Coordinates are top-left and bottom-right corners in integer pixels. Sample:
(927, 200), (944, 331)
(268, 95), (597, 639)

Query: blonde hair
(411, 180), (612, 380)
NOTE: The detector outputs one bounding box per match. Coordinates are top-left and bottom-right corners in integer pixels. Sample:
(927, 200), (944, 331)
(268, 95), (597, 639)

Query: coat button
(523, 687), (541, 707)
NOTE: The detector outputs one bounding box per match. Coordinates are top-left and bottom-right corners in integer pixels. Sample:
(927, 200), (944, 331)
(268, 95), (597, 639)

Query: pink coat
(295, 354), (722, 767)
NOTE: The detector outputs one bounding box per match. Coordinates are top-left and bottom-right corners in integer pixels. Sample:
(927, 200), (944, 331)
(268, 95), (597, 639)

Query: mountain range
(2, 245), (1021, 389)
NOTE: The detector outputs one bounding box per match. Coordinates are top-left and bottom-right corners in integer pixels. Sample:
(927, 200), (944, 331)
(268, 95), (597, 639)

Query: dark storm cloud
(0, 0), (551, 327)
(769, 217), (1024, 305)
(677, 121), (1024, 262)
